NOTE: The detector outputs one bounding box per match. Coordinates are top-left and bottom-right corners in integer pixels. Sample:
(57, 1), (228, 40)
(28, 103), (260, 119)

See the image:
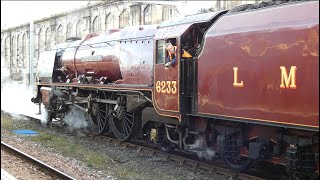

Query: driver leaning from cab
(165, 43), (192, 67)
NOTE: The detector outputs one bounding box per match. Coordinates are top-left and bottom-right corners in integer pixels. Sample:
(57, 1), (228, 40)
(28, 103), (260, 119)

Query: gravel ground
(1, 129), (114, 180)
(1, 149), (58, 180)
(1, 114), (226, 180)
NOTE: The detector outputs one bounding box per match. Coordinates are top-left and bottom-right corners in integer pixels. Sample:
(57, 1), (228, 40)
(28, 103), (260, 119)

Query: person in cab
(165, 43), (192, 68)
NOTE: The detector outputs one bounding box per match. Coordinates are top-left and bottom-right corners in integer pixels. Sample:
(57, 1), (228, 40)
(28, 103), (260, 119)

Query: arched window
(17, 35), (21, 51)
(131, 7), (140, 26)
(5, 36), (10, 68)
(119, 9), (129, 29)
(17, 35), (21, 67)
(76, 19), (84, 38)
(1, 38), (3, 55)
(93, 16), (100, 32)
(144, 5), (152, 25)
(51, 28), (56, 46)
(37, 28), (41, 60)
(45, 27), (51, 49)
(66, 23), (72, 39)
(105, 13), (114, 32)
(22, 34), (26, 68)
(163, 6), (173, 21)
(57, 25), (65, 44)
(12, 36), (16, 67)
(1, 38), (4, 68)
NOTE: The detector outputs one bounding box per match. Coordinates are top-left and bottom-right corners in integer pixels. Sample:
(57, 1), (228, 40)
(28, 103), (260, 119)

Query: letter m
(280, 66), (297, 89)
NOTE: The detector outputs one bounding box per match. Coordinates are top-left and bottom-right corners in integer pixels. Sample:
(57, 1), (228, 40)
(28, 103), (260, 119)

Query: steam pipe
(165, 124), (179, 145)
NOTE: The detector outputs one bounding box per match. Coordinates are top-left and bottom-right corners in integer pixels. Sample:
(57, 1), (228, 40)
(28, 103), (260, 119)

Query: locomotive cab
(153, 10), (227, 119)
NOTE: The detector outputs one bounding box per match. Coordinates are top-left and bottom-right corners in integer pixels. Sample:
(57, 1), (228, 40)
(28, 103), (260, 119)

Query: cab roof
(155, 10), (226, 39)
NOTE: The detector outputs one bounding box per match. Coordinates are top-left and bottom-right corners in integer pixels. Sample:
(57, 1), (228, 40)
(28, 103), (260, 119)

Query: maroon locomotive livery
(48, 26), (157, 85)
(31, 0), (319, 178)
(198, 1), (319, 129)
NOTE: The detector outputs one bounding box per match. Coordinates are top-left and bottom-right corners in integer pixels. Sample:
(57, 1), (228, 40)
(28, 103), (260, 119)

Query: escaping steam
(1, 67), (48, 122)
(1, 66), (89, 130)
(63, 106), (88, 130)
(189, 135), (217, 161)
(196, 148), (216, 161)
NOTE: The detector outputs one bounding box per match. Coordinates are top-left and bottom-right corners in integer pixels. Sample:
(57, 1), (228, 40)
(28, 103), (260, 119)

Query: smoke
(1, 67), (48, 123)
(63, 106), (88, 130)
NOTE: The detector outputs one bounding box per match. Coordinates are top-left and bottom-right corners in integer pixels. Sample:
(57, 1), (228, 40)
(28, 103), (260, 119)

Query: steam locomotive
(31, 0), (319, 178)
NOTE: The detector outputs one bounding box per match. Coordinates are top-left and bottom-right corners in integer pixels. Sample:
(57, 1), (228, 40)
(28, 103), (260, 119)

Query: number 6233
(155, 81), (177, 94)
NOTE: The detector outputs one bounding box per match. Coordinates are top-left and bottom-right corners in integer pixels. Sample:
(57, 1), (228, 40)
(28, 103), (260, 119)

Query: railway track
(17, 113), (267, 180)
(1, 141), (76, 180)
(99, 137), (264, 180)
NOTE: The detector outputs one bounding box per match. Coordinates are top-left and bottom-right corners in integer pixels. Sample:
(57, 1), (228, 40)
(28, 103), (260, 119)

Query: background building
(1, 0), (260, 82)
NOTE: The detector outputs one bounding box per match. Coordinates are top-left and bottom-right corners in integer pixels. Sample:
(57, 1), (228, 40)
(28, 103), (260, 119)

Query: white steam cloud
(189, 135), (217, 161)
(63, 106), (88, 130)
(1, 67), (48, 123)
(197, 148), (216, 161)
(1, 66), (89, 131)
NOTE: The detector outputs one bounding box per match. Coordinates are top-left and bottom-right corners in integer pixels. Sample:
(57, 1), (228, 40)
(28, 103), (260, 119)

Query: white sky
(1, 1), (215, 30)
(1, 1), (91, 29)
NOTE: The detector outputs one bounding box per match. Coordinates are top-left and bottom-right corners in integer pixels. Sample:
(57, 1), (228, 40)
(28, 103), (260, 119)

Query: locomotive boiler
(31, 0), (319, 178)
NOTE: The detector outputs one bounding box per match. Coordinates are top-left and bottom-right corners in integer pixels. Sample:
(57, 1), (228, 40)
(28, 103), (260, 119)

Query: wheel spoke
(98, 116), (104, 131)
(98, 109), (107, 114)
(122, 120), (129, 136)
(100, 114), (106, 126)
(123, 118), (132, 131)
(123, 115), (133, 125)
(117, 119), (122, 133)
(109, 103), (138, 141)
(120, 120), (125, 134)
(98, 112), (106, 121)
(123, 112), (133, 118)
(97, 115), (102, 130)
(88, 98), (110, 135)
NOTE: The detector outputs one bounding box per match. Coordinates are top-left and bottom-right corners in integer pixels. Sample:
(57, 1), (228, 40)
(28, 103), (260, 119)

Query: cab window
(156, 40), (166, 64)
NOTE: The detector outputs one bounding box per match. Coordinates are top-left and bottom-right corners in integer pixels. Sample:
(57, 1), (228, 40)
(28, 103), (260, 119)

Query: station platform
(1, 169), (16, 180)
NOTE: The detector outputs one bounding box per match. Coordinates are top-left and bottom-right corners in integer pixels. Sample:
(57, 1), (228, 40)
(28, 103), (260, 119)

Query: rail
(23, 114), (266, 180)
(1, 141), (76, 180)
